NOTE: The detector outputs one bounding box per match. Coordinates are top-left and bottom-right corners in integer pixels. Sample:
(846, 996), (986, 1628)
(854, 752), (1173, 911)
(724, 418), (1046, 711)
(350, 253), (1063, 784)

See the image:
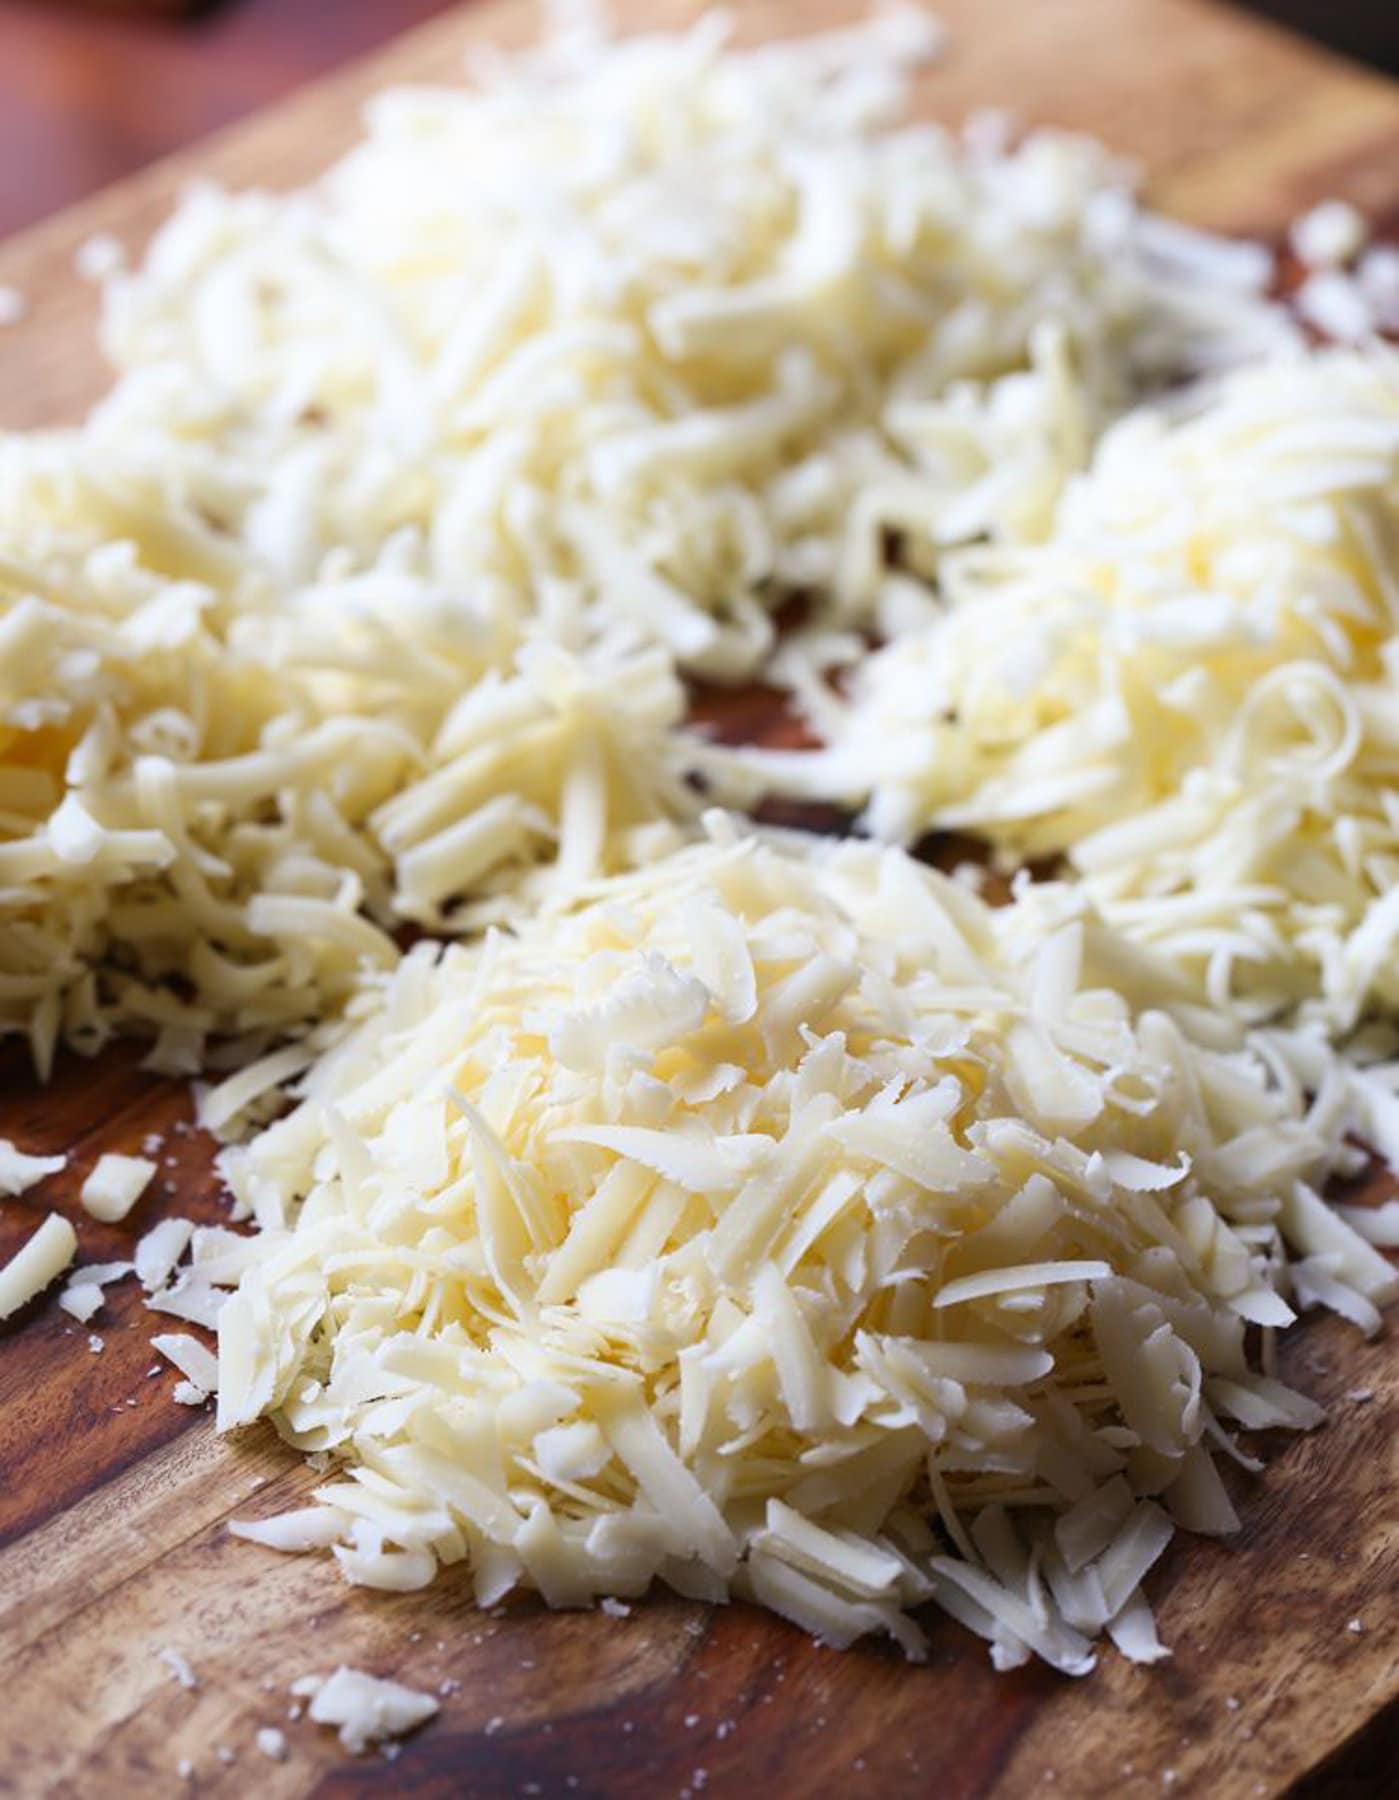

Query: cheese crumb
(731, 348), (1399, 1032)
(81, 1154), (157, 1223)
(302, 1667), (439, 1755)
(74, 232), (125, 281)
(256, 1727), (288, 1762)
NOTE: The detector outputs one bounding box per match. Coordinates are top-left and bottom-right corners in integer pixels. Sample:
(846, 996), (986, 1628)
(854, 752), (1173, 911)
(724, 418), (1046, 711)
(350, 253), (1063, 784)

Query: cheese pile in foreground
(724, 347), (1399, 1031)
(85, 6), (1293, 686)
(215, 822), (1395, 1669)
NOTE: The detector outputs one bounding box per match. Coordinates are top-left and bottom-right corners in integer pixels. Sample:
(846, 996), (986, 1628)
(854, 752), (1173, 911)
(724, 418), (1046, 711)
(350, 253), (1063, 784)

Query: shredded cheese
(0, 449), (689, 1070)
(215, 821), (1392, 1669)
(80, 1152), (157, 1222)
(0, 5), (1295, 1076)
(0, 1139), (65, 1197)
(0, 1212), (78, 1319)
(84, 3), (1289, 700)
(724, 347), (1399, 1030)
(58, 1259), (131, 1322)
(157, 1646), (200, 1691)
(0, 1), (1390, 1696)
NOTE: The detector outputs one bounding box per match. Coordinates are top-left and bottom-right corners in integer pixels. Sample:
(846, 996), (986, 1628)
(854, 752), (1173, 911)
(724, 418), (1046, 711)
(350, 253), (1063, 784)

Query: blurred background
(0, 0), (1396, 240)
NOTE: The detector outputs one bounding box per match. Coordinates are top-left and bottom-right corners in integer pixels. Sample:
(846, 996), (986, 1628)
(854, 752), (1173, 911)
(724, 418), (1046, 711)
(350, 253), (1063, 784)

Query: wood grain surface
(1, 3), (1398, 1796)
(2, 3), (1397, 246)
(0, 0), (455, 241)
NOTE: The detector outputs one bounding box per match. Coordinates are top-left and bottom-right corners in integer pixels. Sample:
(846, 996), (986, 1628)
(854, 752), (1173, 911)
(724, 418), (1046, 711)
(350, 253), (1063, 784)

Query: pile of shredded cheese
(723, 347), (1399, 1030)
(0, 435), (689, 1072)
(0, 1), (1394, 1692)
(82, 6), (1293, 691)
(213, 820), (1394, 1668)
(0, 4), (1306, 1075)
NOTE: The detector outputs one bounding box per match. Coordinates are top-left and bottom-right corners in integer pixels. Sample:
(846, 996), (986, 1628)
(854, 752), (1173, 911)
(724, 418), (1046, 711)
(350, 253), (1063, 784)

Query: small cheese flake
(0, 1141), (65, 1197)
(1290, 199), (1367, 268)
(134, 1218), (195, 1292)
(59, 1282), (103, 1324)
(74, 232), (124, 281)
(214, 825), (1388, 1671)
(302, 1667), (439, 1755)
(1346, 1617), (1365, 1634)
(80, 1154), (157, 1223)
(255, 1727), (288, 1762)
(0, 1213), (78, 1320)
(151, 1332), (219, 1397)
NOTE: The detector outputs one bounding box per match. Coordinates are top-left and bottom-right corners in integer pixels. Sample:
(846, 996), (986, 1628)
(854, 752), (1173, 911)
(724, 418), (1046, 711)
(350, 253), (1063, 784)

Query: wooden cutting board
(1, 3), (1398, 1795)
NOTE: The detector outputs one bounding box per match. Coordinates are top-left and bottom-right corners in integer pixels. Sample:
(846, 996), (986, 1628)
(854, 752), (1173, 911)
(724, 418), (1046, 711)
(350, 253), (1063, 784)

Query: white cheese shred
(0, 1141), (65, 1197)
(0, 1213), (78, 1320)
(298, 1667), (439, 1755)
(80, 1153), (157, 1223)
(722, 346), (1399, 1030)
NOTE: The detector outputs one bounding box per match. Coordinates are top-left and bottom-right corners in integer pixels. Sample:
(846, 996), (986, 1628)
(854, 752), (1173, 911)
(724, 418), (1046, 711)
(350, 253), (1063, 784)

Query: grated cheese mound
(722, 347), (1399, 1030)
(0, 6), (1300, 1076)
(215, 821), (1393, 1669)
(83, 7), (1293, 692)
(0, 438), (689, 1071)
